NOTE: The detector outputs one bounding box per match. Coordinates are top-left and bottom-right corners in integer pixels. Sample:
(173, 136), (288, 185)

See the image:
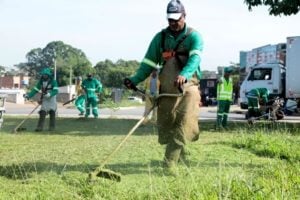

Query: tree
(244, 0), (300, 16)
(94, 59), (139, 88)
(16, 41), (94, 86)
(0, 65), (5, 75)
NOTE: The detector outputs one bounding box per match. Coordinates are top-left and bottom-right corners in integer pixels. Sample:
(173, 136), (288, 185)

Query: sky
(0, 0), (300, 71)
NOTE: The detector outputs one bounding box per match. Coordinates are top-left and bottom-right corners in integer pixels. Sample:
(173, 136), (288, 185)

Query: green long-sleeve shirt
(81, 78), (102, 98)
(130, 24), (204, 85)
(27, 79), (58, 99)
(248, 88), (269, 103)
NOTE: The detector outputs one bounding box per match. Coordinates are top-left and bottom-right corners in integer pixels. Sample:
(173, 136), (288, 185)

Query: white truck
(239, 36), (300, 112)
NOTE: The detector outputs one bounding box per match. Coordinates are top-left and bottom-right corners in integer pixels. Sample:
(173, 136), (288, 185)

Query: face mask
(42, 75), (49, 81)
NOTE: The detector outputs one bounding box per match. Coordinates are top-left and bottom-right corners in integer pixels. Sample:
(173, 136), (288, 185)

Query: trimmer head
(17, 127), (27, 131)
(88, 169), (121, 182)
(12, 127), (27, 133)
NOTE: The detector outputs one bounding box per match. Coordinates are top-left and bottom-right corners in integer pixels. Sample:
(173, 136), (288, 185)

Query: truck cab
(239, 63), (285, 109)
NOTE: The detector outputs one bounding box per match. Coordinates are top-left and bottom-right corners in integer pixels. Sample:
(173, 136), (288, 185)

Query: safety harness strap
(161, 27), (193, 63)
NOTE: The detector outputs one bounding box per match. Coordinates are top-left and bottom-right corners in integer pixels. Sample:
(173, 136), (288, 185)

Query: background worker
(246, 87), (269, 118)
(142, 69), (160, 124)
(74, 76), (86, 116)
(24, 67), (58, 131)
(124, 0), (204, 170)
(81, 73), (102, 118)
(216, 67), (233, 129)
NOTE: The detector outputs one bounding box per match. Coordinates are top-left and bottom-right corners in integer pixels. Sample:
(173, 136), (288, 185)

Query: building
(239, 43), (286, 84)
(0, 74), (29, 89)
(0, 74), (74, 104)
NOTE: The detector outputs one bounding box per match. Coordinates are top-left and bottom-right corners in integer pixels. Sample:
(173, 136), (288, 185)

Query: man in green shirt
(81, 73), (102, 118)
(124, 0), (204, 170)
(216, 67), (233, 129)
(24, 67), (58, 131)
(247, 88), (269, 118)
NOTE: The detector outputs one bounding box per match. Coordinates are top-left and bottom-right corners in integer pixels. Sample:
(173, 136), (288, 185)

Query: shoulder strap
(161, 29), (166, 51)
(161, 27), (193, 52)
(174, 27), (193, 52)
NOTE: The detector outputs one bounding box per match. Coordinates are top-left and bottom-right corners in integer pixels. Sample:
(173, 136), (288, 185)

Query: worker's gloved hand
(124, 78), (137, 91)
(44, 93), (51, 98)
(258, 98), (265, 105)
(23, 94), (29, 100)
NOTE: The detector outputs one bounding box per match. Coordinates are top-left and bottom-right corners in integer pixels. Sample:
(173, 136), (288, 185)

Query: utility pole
(69, 64), (72, 86)
(66, 47), (76, 101)
(65, 47), (74, 87)
(53, 51), (57, 80)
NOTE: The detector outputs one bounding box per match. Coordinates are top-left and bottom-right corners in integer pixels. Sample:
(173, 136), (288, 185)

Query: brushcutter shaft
(89, 91), (184, 181)
(12, 103), (40, 133)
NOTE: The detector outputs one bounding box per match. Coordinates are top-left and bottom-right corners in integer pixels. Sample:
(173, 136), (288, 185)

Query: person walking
(24, 67), (58, 131)
(124, 0), (204, 170)
(216, 67), (233, 130)
(81, 73), (102, 118)
(142, 69), (160, 124)
(74, 76), (86, 116)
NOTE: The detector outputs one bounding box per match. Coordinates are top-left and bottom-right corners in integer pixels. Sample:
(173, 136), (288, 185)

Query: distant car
(127, 96), (143, 104)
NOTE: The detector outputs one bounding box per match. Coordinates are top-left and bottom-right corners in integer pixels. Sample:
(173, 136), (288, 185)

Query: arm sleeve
(96, 81), (103, 93)
(262, 93), (268, 103)
(49, 80), (58, 97)
(81, 81), (86, 90)
(179, 31), (204, 80)
(27, 81), (41, 98)
(130, 64), (155, 85)
(130, 32), (161, 85)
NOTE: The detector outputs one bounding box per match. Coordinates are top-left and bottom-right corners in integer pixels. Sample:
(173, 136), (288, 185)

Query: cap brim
(167, 13), (182, 20)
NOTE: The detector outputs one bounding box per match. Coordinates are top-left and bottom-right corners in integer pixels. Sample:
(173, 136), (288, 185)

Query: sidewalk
(5, 101), (68, 109)
(4, 102), (244, 112)
(201, 104), (246, 114)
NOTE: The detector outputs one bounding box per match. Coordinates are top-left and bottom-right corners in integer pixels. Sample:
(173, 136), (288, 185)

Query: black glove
(124, 78), (137, 91)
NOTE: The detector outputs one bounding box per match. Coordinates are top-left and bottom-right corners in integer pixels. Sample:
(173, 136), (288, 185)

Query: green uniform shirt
(130, 24), (204, 85)
(81, 78), (102, 98)
(27, 79), (58, 98)
(248, 88), (269, 103)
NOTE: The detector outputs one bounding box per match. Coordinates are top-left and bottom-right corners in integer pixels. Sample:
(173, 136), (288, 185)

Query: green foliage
(14, 41), (139, 89)
(244, 0), (300, 16)
(94, 59), (139, 88)
(0, 65), (5, 75)
(0, 118), (299, 199)
(15, 41), (94, 86)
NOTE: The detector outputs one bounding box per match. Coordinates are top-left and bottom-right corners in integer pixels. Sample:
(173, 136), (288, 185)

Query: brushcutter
(62, 97), (76, 106)
(88, 87), (184, 182)
(247, 97), (285, 125)
(12, 103), (40, 133)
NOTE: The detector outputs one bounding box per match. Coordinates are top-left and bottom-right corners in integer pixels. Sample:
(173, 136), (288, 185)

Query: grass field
(0, 116), (299, 199)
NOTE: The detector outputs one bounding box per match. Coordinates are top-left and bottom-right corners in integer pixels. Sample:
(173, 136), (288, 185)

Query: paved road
(3, 102), (300, 122)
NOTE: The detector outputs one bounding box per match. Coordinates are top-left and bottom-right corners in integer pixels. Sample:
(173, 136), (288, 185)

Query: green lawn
(0, 117), (299, 199)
